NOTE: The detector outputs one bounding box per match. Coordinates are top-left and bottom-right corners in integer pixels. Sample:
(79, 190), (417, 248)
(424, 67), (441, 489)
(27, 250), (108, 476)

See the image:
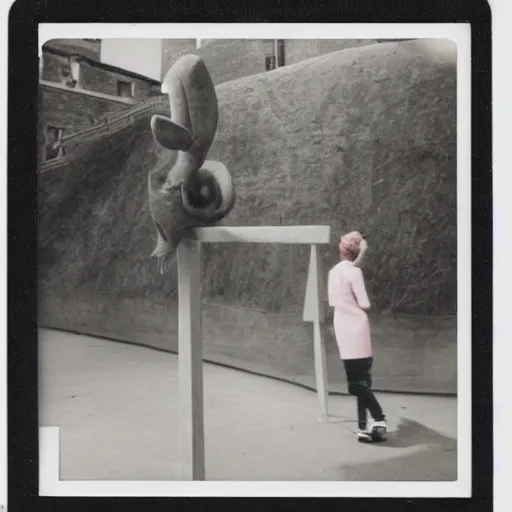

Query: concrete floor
(38, 328), (457, 481)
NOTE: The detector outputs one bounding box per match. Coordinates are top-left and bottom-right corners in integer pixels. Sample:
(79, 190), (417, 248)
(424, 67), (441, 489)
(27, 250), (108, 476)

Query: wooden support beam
(177, 238), (205, 481)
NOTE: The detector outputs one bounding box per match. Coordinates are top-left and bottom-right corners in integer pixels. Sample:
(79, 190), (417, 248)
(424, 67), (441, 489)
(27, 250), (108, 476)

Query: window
(59, 64), (71, 84)
(45, 126), (65, 161)
(59, 57), (81, 88)
(265, 41), (285, 71)
(277, 39), (285, 67)
(265, 54), (276, 71)
(117, 80), (134, 98)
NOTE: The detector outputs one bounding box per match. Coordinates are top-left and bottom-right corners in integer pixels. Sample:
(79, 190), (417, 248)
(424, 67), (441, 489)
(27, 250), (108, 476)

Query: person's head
(339, 231), (362, 261)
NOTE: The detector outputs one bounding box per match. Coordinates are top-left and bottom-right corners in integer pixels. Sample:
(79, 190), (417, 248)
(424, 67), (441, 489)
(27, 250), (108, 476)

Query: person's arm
(351, 267), (371, 311)
(328, 268), (344, 309)
(353, 238), (368, 268)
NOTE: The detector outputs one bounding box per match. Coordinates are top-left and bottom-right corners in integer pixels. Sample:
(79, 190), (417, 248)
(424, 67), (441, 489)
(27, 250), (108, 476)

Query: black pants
(343, 357), (385, 430)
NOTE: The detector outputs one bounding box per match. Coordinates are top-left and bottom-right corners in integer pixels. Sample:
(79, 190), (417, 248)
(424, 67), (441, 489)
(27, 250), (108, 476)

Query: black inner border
(8, 0), (492, 510)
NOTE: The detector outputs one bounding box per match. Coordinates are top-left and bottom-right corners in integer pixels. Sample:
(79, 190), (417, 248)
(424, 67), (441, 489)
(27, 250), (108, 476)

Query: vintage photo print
(36, 23), (468, 496)
(6, 1), (493, 509)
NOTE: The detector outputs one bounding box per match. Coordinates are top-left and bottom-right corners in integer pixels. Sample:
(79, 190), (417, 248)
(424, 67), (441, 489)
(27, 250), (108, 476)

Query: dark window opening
(265, 54), (276, 71)
(45, 126), (65, 161)
(59, 65), (72, 86)
(117, 80), (134, 98)
(277, 39), (285, 67)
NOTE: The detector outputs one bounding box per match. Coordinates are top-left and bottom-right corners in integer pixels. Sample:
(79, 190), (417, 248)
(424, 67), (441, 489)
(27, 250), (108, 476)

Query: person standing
(327, 231), (387, 442)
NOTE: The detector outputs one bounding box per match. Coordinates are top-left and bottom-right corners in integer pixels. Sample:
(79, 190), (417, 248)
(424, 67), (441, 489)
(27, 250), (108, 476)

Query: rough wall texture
(161, 39), (198, 79)
(283, 39), (380, 65)
(196, 40), (275, 85)
(38, 40), (457, 394)
(43, 39), (101, 61)
(42, 51), (156, 100)
(39, 49), (162, 164)
(162, 39), (382, 85)
(38, 85), (132, 163)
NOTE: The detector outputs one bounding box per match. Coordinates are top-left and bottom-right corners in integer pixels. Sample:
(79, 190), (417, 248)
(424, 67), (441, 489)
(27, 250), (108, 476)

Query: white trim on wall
(39, 80), (137, 105)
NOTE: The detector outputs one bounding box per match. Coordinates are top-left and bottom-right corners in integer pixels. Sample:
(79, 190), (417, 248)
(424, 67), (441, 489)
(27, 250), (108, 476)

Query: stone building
(39, 40), (161, 165)
(161, 39), (383, 85)
(39, 38), (409, 165)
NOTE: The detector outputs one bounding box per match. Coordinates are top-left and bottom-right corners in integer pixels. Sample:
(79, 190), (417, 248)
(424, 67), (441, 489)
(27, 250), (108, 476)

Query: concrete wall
(43, 39), (101, 60)
(283, 39), (380, 65)
(160, 39), (198, 79)
(38, 40), (457, 394)
(38, 84), (132, 163)
(39, 47), (162, 165)
(162, 39), (382, 85)
(41, 51), (156, 100)
(196, 39), (275, 85)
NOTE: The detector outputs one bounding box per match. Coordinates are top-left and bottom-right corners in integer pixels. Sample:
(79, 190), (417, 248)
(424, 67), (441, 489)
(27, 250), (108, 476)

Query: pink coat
(327, 260), (372, 360)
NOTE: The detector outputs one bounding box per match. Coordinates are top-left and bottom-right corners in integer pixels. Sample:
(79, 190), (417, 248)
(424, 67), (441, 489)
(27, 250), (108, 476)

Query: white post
(303, 244), (329, 420)
(175, 226), (331, 479)
(313, 320), (329, 420)
(177, 238), (205, 480)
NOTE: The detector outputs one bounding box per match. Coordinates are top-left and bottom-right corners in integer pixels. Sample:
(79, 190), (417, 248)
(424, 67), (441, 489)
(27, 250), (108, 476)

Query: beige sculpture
(149, 55), (236, 273)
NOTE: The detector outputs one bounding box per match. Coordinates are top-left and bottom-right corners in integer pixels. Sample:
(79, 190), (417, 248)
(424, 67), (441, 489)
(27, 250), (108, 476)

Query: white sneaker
(356, 425), (373, 442)
(370, 420), (387, 442)
(357, 420), (387, 443)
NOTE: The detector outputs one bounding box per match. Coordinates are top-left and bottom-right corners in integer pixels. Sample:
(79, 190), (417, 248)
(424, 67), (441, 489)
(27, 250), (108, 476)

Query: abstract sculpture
(149, 55), (236, 273)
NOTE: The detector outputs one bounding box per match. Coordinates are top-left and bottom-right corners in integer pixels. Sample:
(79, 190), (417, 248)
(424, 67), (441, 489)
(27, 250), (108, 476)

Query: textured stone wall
(160, 39), (198, 79)
(43, 39), (101, 60)
(38, 85), (131, 163)
(162, 39), (382, 85)
(37, 40), (457, 394)
(39, 40), (457, 315)
(196, 39), (275, 85)
(41, 51), (155, 100)
(283, 39), (380, 65)
(39, 48), (163, 164)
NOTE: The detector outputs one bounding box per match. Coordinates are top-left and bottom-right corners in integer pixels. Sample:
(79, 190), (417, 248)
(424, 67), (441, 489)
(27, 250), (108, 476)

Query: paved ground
(39, 328), (457, 482)
(39, 295), (457, 395)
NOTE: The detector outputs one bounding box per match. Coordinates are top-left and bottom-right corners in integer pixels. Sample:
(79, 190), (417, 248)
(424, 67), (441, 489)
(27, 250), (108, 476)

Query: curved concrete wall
(38, 40), (457, 394)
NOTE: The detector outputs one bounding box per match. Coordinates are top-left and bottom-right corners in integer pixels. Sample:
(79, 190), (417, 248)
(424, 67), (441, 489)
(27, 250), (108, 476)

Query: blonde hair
(339, 231), (363, 261)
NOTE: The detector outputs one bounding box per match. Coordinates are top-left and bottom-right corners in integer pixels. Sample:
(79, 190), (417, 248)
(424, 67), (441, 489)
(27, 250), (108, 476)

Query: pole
(177, 238), (205, 480)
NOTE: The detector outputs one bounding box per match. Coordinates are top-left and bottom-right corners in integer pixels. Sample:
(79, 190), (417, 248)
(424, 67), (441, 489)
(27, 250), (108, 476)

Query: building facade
(39, 38), (407, 165)
(161, 39), (383, 85)
(39, 40), (161, 165)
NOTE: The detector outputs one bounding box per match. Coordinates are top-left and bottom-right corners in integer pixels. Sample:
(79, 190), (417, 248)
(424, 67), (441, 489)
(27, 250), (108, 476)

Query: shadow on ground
(378, 418), (457, 450)
(339, 418), (457, 481)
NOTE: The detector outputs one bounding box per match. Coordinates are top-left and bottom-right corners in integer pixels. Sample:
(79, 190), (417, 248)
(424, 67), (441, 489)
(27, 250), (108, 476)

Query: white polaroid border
(36, 22), (471, 498)
(493, 2), (512, 512)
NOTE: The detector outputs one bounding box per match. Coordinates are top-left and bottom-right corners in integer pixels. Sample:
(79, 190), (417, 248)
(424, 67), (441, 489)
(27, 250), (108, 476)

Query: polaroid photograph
(6, 0), (493, 510)
(36, 24), (466, 496)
